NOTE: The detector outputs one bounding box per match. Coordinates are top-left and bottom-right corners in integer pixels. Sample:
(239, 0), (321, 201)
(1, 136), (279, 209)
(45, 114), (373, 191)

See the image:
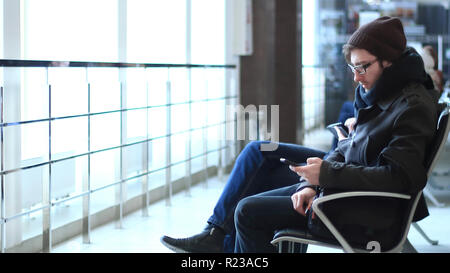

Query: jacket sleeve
(295, 178), (321, 193)
(319, 97), (437, 194)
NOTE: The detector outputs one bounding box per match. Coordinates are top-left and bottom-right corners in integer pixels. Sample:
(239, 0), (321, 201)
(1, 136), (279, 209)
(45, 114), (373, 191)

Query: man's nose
(353, 72), (363, 82)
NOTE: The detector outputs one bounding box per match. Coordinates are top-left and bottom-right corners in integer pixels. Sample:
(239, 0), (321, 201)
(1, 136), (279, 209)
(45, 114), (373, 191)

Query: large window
(191, 0), (226, 64)
(127, 0), (186, 63)
(24, 0), (119, 62)
(302, 0), (325, 132)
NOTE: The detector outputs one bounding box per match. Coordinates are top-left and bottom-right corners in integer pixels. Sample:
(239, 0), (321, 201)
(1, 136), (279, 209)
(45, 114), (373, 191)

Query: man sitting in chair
(161, 16), (439, 253)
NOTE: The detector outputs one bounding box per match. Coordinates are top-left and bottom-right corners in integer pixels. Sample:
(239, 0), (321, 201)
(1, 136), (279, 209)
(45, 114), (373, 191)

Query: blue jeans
(207, 141), (327, 252)
(234, 184), (308, 252)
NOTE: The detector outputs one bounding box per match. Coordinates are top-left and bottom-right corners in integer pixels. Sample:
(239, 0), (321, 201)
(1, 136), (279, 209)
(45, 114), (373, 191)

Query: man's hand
(344, 117), (356, 133)
(289, 157), (323, 186)
(334, 126), (347, 141)
(291, 187), (316, 216)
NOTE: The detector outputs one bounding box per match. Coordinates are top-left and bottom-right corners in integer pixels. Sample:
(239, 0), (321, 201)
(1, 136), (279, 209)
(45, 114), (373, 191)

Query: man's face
(349, 48), (391, 91)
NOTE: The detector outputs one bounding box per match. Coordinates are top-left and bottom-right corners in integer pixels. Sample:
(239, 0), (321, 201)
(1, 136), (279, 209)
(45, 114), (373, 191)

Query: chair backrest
(424, 104), (450, 177)
(395, 104), (450, 252)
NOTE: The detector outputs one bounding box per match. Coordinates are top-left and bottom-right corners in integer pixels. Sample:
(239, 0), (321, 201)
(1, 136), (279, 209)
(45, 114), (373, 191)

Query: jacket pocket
(341, 134), (369, 165)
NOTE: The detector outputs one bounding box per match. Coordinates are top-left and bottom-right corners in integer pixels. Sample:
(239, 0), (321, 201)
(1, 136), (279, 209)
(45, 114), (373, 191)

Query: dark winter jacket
(298, 48), (440, 247)
(320, 48), (439, 222)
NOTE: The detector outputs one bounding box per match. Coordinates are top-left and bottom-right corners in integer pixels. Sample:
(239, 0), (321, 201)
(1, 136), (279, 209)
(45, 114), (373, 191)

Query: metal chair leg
(402, 239), (418, 253)
(424, 185), (445, 207)
(412, 222), (439, 245)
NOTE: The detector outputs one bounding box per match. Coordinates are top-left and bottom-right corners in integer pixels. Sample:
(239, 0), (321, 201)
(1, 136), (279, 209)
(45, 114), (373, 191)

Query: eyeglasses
(347, 59), (378, 75)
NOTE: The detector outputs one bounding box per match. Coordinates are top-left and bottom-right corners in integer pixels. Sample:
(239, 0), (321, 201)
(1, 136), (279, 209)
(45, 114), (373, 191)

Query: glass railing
(0, 59), (238, 252)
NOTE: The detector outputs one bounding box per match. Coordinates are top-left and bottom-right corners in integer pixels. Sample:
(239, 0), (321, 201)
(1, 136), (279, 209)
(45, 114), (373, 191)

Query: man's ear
(382, 60), (392, 68)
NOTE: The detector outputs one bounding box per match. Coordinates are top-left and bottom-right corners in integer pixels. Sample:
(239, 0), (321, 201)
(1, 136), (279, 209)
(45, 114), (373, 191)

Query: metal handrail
(0, 59), (236, 69)
(0, 95), (236, 129)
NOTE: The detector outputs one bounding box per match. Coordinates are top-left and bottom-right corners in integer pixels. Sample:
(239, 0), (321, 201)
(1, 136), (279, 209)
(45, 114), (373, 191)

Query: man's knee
(244, 140), (276, 153)
(237, 141), (264, 161)
(234, 196), (255, 226)
(245, 141), (263, 151)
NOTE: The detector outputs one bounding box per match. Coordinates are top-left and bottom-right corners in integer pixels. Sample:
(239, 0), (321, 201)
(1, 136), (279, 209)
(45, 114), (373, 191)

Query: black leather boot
(160, 226), (225, 253)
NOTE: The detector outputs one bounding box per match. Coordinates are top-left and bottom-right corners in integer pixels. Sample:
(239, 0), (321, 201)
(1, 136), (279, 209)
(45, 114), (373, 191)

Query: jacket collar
(376, 82), (425, 111)
(354, 47), (430, 113)
(375, 88), (403, 111)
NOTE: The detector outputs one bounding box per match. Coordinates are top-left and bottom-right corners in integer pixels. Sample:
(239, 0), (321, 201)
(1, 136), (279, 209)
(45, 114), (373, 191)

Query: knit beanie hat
(347, 16), (406, 62)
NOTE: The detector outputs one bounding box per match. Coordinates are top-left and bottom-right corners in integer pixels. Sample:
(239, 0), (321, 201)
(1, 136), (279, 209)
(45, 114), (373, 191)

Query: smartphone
(326, 122), (349, 139)
(279, 158), (306, 166)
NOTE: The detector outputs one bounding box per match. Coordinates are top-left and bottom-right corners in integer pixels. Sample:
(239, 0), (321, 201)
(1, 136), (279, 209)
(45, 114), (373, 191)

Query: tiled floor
(53, 176), (225, 253)
(53, 130), (450, 253)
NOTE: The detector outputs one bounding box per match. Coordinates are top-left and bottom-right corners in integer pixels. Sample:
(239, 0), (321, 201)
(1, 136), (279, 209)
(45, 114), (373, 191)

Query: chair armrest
(311, 191), (411, 253)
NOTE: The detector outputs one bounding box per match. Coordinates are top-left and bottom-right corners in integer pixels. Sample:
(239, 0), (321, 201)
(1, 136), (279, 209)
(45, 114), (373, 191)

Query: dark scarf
(353, 47), (434, 113)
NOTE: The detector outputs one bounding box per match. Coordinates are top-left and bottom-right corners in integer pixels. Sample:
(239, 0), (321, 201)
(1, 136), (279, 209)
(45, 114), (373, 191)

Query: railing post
(0, 86), (5, 253)
(185, 67), (192, 196)
(116, 81), (125, 228)
(224, 68), (232, 175)
(165, 69), (172, 206)
(217, 120), (224, 182)
(82, 81), (91, 243)
(42, 83), (52, 253)
(185, 0), (193, 196)
(142, 77), (149, 217)
(203, 68), (209, 188)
